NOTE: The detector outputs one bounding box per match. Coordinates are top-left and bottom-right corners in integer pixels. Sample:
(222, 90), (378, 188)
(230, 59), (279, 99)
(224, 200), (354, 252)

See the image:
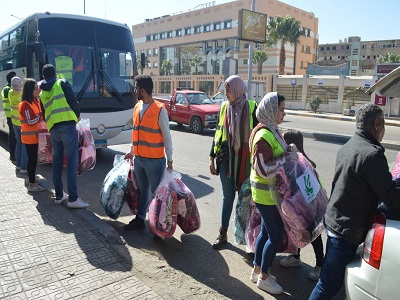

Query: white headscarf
(255, 92), (287, 148)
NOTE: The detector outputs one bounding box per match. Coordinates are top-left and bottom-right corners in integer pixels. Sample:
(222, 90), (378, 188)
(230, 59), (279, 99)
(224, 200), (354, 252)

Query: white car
(345, 65), (400, 300)
(212, 92), (225, 106)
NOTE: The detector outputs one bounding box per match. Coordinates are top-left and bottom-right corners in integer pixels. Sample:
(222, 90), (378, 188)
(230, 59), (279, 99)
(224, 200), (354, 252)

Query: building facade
(317, 36), (400, 76)
(131, 0), (319, 79)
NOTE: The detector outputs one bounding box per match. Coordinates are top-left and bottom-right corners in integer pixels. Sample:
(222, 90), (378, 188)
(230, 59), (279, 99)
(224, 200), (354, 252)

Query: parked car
(345, 66), (400, 300)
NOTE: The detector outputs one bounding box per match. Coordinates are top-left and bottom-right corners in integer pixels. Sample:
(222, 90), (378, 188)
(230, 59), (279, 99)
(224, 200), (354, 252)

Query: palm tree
(136, 54), (149, 75)
(191, 55), (203, 74)
(377, 52), (400, 63)
(266, 15), (304, 75)
(161, 59), (173, 76)
(252, 50), (268, 74)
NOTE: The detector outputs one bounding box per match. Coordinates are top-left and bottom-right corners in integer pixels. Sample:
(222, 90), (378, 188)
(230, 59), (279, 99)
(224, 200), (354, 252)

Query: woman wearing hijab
(209, 75), (258, 250)
(249, 92), (287, 295)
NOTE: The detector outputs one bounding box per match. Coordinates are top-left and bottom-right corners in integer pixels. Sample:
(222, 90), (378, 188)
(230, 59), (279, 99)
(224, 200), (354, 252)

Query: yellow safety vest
(9, 90), (21, 126)
(1, 85), (11, 118)
(55, 55), (73, 85)
(39, 79), (77, 131)
(213, 99), (257, 155)
(250, 128), (285, 205)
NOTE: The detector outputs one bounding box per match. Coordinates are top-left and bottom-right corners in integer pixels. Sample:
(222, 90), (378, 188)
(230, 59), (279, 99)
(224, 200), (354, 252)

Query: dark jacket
(325, 129), (400, 245)
(39, 77), (80, 127)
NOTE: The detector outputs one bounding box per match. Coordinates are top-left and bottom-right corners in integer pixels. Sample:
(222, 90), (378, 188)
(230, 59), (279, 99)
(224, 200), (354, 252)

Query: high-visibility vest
(39, 79), (77, 131)
(9, 90), (21, 126)
(250, 128), (285, 205)
(55, 55), (73, 85)
(132, 100), (165, 159)
(212, 99), (256, 155)
(1, 85), (11, 118)
(20, 99), (41, 144)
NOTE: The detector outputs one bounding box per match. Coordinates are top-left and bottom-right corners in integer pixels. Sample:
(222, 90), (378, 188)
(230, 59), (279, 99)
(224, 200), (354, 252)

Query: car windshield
(187, 93), (213, 105)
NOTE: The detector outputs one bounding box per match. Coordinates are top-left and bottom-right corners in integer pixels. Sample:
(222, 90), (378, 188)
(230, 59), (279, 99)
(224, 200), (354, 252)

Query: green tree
(377, 52), (400, 63)
(191, 54), (203, 74)
(266, 15), (304, 75)
(252, 50), (268, 74)
(136, 54), (149, 75)
(161, 59), (173, 76)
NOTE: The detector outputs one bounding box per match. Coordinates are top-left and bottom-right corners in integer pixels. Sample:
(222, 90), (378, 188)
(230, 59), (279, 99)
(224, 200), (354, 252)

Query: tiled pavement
(0, 145), (162, 300)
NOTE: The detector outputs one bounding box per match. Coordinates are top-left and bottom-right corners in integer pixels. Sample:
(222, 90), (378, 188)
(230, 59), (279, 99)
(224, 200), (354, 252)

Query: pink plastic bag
(391, 152), (400, 179)
(77, 119), (96, 175)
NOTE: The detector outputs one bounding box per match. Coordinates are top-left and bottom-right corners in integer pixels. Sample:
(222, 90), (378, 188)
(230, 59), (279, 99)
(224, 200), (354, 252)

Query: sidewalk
(0, 145), (163, 299)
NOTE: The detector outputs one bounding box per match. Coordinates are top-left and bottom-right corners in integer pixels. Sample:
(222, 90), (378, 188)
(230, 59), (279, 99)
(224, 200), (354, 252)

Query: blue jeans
(218, 159), (236, 229)
(134, 156), (166, 220)
(13, 125), (28, 170)
(253, 203), (284, 275)
(309, 236), (358, 300)
(50, 124), (79, 202)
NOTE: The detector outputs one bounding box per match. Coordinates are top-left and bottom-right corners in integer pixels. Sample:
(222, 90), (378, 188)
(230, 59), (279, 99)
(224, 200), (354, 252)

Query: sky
(1, 0), (398, 44)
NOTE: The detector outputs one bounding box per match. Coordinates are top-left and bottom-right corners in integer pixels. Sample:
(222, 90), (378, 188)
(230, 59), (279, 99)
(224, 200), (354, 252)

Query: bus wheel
(191, 117), (203, 134)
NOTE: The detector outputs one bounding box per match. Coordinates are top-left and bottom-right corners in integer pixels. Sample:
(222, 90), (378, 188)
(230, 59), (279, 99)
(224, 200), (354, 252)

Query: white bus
(0, 12), (137, 148)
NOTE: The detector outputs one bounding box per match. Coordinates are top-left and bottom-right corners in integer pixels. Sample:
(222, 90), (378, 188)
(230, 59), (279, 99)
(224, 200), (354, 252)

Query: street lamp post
(247, 0), (255, 99)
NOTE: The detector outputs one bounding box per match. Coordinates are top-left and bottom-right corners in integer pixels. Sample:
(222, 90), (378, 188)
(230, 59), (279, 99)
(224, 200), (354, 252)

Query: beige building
(131, 0), (319, 82)
(317, 36), (400, 76)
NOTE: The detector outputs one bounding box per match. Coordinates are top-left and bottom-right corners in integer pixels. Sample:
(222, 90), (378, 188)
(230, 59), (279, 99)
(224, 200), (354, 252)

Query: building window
(305, 46), (311, 53)
(203, 24), (211, 32)
(341, 46), (345, 50)
(176, 29), (182, 37)
(153, 48), (158, 56)
(146, 35), (151, 42)
(184, 27), (191, 35)
(327, 47), (330, 50)
(352, 49), (359, 55)
(307, 29), (311, 37)
(351, 70), (357, 76)
(147, 49), (152, 56)
(338, 56), (341, 59)
(243, 59), (248, 65)
(166, 31), (172, 38)
(300, 61), (304, 68)
(332, 46), (336, 51)
(213, 22), (221, 31)
(152, 34), (158, 40)
(153, 62), (158, 68)
(346, 45), (350, 50)
(159, 32), (165, 39)
(320, 46), (324, 51)
(194, 26), (201, 34)
(224, 20), (232, 29)
(147, 62), (151, 68)
(244, 43), (250, 49)
(352, 60), (357, 66)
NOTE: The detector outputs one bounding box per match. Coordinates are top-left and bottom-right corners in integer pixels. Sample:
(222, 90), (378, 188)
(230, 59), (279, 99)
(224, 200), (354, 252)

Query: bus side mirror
(140, 52), (145, 69)
(33, 42), (46, 62)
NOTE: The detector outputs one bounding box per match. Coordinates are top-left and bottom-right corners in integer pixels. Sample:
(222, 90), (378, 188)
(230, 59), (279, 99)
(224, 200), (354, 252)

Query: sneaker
(251, 270), (276, 283)
(28, 184), (46, 192)
(16, 166), (21, 171)
(20, 169), (27, 174)
(124, 218), (145, 231)
(257, 276), (283, 295)
(280, 255), (302, 267)
(55, 193), (69, 205)
(308, 266), (321, 281)
(67, 198), (89, 209)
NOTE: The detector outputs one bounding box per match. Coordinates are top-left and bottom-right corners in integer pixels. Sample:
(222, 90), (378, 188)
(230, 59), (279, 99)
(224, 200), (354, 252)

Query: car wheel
(191, 117), (203, 134)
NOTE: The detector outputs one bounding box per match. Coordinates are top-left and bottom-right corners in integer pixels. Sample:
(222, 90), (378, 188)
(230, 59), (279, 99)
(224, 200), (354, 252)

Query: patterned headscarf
(250, 92), (287, 149)
(225, 75), (248, 153)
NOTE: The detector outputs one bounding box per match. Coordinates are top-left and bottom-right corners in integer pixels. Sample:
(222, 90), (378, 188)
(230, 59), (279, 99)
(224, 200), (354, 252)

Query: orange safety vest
(132, 100), (165, 158)
(20, 99), (42, 144)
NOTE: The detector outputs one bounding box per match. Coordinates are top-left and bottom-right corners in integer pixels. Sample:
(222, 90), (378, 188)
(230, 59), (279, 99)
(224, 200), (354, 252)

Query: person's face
(225, 84), (234, 103)
(135, 84), (143, 100)
(277, 100), (286, 125)
(373, 116), (385, 142)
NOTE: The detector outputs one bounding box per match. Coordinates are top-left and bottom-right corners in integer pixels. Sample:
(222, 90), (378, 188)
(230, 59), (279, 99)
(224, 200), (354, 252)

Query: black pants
(7, 117), (16, 160)
(295, 234), (324, 267)
(25, 143), (38, 184)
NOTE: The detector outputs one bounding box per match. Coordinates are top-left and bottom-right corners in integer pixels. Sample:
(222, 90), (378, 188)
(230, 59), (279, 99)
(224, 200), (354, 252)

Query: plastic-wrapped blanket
(234, 179), (251, 245)
(100, 155), (130, 219)
(274, 151), (328, 248)
(124, 159), (139, 215)
(77, 118), (96, 175)
(148, 170), (200, 238)
(38, 121), (53, 164)
(391, 152), (400, 180)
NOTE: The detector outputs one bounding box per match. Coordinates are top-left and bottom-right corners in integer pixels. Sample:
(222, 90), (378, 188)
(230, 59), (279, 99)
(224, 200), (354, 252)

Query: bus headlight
(97, 124), (106, 134)
(122, 118), (133, 131)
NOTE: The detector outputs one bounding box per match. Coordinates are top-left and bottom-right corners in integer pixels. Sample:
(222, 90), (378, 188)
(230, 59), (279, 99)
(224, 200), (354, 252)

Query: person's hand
(209, 157), (217, 175)
(125, 152), (133, 160)
(167, 160), (173, 172)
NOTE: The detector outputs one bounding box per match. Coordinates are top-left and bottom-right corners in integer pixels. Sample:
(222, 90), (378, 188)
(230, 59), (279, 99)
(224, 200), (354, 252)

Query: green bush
(309, 97), (322, 113)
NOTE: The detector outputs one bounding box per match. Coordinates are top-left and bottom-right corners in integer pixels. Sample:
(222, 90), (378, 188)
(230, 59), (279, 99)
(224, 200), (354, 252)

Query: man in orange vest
(124, 75), (173, 231)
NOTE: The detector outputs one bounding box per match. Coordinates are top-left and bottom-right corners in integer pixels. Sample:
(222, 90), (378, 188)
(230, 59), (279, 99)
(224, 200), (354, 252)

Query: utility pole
(247, 0), (255, 99)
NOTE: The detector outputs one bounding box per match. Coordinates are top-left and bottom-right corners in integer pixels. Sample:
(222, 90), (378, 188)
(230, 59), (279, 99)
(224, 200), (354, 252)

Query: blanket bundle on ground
(148, 170), (201, 238)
